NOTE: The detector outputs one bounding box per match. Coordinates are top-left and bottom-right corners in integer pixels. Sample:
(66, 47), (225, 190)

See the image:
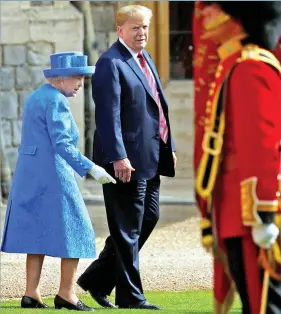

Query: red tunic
(193, 1), (219, 219)
(215, 55), (281, 239)
(193, 2), (234, 306)
(193, 9), (281, 311)
(195, 40), (281, 313)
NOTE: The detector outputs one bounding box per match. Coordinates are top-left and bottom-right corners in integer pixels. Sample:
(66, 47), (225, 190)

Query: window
(169, 2), (194, 79)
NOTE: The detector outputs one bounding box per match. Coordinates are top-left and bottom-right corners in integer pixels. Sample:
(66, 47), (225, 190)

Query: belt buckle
(202, 131), (223, 156)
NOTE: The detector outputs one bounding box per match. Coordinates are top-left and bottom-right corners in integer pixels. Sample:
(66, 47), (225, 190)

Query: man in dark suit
(77, 5), (176, 310)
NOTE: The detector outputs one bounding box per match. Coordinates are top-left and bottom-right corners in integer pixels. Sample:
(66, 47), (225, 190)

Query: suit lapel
(115, 40), (157, 103)
(125, 57), (156, 101)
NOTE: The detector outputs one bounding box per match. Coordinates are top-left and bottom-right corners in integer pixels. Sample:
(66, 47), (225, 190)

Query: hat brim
(43, 66), (95, 78)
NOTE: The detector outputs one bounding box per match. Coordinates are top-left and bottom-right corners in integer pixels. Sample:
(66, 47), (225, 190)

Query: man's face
(201, 4), (231, 42)
(201, 4), (223, 30)
(118, 18), (150, 52)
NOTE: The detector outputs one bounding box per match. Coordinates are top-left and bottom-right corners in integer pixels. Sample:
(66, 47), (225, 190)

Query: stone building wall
(90, 2), (123, 55)
(0, 1), (84, 172)
(0, 43), (54, 170)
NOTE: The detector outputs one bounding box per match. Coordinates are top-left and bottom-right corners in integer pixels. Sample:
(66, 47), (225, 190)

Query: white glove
(252, 223), (279, 249)
(88, 164), (116, 185)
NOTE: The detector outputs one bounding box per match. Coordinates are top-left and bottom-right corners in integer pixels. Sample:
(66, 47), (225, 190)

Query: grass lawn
(0, 291), (242, 313)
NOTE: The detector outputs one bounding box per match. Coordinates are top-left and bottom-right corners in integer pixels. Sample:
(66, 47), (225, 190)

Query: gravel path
(0, 212), (213, 300)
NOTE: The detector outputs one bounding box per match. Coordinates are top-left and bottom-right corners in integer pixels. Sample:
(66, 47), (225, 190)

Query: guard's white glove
(252, 223), (279, 249)
(88, 164), (116, 185)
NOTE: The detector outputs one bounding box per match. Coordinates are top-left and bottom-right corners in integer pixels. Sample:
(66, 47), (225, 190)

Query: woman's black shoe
(54, 295), (95, 311)
(21, 296), (49, 308)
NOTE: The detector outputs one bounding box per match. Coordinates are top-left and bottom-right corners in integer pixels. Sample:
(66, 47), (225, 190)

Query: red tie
(137, 52), (168, 143)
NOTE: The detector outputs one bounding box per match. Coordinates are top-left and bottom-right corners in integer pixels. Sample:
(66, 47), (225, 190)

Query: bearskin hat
(273, 36), (281, 61)
(205, 1), (281, 50)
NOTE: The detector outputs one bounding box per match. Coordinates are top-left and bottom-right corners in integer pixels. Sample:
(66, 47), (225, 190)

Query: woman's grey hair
(46, 76), (68, 84)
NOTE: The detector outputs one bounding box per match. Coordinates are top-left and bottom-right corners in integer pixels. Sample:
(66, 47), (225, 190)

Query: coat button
(155, 131), (159, 136)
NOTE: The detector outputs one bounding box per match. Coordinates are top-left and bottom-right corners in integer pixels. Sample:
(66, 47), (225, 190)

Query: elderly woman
(1, 51), (115, 311)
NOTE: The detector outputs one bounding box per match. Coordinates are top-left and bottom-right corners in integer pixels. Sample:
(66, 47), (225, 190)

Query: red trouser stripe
(214, 258), (232, 303)
(242, 234), (262, 314)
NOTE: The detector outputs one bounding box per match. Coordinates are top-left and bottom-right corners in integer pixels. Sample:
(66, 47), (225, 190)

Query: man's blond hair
(116, 5), (152, 27)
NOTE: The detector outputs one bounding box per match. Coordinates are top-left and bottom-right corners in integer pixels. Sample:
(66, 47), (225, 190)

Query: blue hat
(43, 51), (95, 78)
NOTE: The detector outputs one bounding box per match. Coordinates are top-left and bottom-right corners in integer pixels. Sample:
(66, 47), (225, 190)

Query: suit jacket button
(155, 131), (159, 136)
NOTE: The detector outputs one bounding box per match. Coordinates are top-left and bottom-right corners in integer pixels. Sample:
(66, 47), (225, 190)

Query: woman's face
(60, 76), (85, 97)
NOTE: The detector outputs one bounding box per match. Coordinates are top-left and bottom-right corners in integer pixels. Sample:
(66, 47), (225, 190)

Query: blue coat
(93, 40), (175, 180)
(1, 84), (96, 258)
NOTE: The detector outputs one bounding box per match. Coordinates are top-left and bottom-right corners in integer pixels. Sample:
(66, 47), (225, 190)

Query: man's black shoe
(77, 277), (116, 308)
(119, 300), (161, 310)
(89, 291), (116, 309)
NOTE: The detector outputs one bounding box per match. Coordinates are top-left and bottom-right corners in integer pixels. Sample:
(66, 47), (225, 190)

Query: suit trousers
(78, 171), (160, 306)
(224, 235), (281, 314)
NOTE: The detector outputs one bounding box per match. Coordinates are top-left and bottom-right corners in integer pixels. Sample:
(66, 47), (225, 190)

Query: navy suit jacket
(92, 40), (175, 180)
